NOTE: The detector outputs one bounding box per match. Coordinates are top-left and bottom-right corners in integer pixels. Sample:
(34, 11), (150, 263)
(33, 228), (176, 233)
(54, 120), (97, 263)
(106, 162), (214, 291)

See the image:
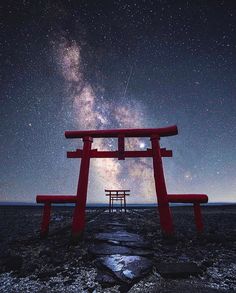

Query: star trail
(1, 1), (236, 203)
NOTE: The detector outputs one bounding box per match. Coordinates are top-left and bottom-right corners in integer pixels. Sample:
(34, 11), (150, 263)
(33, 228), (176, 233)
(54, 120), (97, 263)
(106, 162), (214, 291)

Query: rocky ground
(0, 205), (236, 292)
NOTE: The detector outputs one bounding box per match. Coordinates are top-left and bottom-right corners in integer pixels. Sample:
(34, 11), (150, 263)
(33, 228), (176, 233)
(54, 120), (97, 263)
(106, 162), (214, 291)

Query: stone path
(85, 210), (203, 288)
(85, 211), (153, 285)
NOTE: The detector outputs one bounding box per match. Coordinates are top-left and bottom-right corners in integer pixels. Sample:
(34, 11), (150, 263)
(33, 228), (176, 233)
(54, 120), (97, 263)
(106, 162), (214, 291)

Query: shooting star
(123, 65), (133, 99)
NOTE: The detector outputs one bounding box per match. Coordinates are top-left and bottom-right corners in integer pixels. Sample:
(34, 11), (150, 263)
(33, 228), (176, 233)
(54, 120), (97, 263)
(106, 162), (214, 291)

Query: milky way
(56, 38), (155, 202)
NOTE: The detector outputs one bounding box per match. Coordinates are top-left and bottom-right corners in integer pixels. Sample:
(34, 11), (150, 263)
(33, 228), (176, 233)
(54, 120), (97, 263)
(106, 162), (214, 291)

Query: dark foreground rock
(0, 205), (236, 292)
(156, 262), (201, 278)
(0, 254), (23, 273)
(95, 271), (117, 287)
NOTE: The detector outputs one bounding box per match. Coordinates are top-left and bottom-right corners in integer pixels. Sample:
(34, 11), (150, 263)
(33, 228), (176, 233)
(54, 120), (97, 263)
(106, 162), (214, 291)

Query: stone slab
(94, 231), (144, 242)
(89, 243), (153, 256)
(97, 254), (152, 283)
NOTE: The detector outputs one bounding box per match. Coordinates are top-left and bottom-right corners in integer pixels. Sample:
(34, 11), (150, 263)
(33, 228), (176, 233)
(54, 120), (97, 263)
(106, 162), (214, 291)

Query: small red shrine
(36, 125), (208, 240)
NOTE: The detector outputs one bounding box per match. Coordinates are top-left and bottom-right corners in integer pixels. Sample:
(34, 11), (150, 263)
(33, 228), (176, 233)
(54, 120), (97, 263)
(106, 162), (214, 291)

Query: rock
(94, 231), (144, 242)
(89, 243), (130, 255)
(201, 259), (214, 267)
(97, 254), (152, 283)
(95, 272), (117, 287)
(50, 256), (64, 266)
(39, 247), (52, 257)
(89, 243), (153, 256)
(107, 240), (120, 245)
(145, 280), (227, 293)
(2, 254), (23, 272)
(156, 262), (201, 278)
(38, 269), (57, 280)
(63, 279), (74, 285)
(178, 255), (190, 262)
(120, 240), (151, 249)
(107, 222), (127, 227)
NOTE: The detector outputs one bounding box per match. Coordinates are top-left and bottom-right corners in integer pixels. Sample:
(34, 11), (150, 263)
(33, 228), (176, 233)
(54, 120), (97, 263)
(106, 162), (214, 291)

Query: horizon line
(0, 201), (236, 206)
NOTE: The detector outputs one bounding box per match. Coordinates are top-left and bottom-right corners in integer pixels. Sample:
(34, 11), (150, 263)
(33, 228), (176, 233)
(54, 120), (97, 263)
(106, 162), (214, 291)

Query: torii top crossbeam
(65, 125), (178, 139)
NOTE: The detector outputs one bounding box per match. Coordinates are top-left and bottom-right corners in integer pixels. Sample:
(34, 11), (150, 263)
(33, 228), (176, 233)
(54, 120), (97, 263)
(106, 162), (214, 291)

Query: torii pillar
(71, 136), (93, 241)
(151, 135), (174, 235)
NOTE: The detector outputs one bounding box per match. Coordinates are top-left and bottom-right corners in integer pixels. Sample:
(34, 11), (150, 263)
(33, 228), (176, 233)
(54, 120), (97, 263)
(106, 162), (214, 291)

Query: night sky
(1, 0), (236, 203)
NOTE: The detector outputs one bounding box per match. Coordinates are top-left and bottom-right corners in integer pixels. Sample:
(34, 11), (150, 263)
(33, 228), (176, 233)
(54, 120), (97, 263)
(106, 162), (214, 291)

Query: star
(139, 142), (146, 149)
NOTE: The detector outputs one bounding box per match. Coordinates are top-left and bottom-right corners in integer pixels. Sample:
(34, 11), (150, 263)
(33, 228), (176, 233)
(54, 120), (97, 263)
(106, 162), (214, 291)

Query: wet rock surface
(0, 205), (236, 292)
(98, 254), (152, 282)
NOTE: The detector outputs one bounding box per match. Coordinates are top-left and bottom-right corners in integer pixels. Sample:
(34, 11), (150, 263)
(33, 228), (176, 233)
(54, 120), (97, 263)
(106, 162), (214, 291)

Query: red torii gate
(36, 125), (208, 240)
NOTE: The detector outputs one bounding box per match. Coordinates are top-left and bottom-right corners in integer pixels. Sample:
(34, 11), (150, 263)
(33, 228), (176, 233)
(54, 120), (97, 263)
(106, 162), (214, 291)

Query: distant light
(139, 142), (145, 149)
(28, 123), (32, 127)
